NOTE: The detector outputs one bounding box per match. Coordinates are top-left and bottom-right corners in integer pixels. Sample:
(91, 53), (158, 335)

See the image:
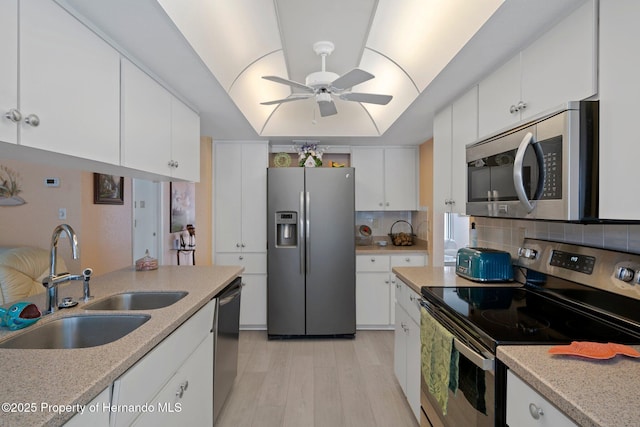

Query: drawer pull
(528, 403), (544, 420)
(370, 258), (375, 262)
(405, 258), (410, 262)
(176, 380), (189, 399)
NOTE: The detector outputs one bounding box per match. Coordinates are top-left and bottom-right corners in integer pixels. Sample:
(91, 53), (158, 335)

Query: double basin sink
(0, 291), (187, 350)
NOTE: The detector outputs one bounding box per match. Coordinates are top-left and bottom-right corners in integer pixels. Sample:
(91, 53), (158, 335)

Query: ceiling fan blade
(318, 100), (338, 117)
(331, 68), (374, 90)
(340, 92), (393, 105)
(260, 94), (312, 105)
(262, 76), (314, 92)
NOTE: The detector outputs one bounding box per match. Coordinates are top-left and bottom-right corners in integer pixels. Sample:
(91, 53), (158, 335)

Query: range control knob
(615, 266), (635, 282)
(518, 247), (538, 260)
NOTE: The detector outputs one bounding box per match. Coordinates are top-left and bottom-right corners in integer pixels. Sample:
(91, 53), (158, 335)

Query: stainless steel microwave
(466, 101), (598, 221)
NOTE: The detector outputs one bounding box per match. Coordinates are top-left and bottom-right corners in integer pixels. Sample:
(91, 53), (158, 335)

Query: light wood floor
(216, 330), (418, 427)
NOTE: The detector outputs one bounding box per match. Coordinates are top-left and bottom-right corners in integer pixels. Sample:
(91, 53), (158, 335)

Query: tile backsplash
(475, 217), (640, 257)
(356, 211), (428, 240)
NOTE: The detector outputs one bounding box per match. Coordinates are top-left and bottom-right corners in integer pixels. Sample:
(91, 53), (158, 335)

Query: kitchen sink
(84, 291), (188, 311)
(0, 314), (150, 349)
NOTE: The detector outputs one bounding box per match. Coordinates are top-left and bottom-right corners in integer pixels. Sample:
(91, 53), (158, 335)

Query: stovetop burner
(480, 308), (551, 335)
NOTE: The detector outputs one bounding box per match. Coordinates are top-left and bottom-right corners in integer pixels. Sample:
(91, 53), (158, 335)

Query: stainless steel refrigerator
(267, 167), (355, 337)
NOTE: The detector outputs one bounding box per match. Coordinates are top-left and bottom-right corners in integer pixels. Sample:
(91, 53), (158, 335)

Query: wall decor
(170, 182), (196, 233)
(93, 173), (124, 205)
(0, 164), (25, 206)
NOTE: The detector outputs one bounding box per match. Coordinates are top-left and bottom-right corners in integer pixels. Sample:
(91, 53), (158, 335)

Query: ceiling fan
(260, 41), (393, 117)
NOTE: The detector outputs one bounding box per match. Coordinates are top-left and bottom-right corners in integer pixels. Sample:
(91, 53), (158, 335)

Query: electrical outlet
(58, 208), (67, 220)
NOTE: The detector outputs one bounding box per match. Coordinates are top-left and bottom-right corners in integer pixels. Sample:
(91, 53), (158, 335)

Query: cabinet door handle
(4, 109), (21, 123)
(379, 202), (383, 207)
(24, 114), (40, 127)
(176, 380), (189, 399)
(385, 202), (390, 207)
(241, 243), (245, 248)
(236, 243), (241, 248)
(517, 101), (527, 111)
(509, 104), (518, 114)
(528, 403), (543, 420)
(239, 256), (244, 260)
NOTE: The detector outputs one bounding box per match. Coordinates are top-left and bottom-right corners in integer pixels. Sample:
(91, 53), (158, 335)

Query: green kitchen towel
(421, 306), (459, 415)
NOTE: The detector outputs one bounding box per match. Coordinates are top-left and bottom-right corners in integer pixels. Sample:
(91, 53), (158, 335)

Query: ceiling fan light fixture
(315, 92), (332, 103)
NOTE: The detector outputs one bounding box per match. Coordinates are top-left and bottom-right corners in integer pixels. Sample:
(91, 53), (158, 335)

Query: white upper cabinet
(214, 142), (268, 253)
(385, 148), (418, 211)
(18, 0), (121, 163)
(598, 1), (640, 220)
(0, 1), (18, 145)
(352, 148), (385, 210)
(433, 85), (478, 215)
(121, 58), (172, 176)
(170, 96), (201, 182)
(121, 59), (200, 181)
(478, 0), (597, 138)
(352, 147), (418, 211)
(478, 54), (521, 137)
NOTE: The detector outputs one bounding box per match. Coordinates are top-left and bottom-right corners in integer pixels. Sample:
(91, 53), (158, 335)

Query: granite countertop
(356, 238), (428, 255)
(391, 265), (520, 294)
(0, 265), (242, 427)
(498, 345), (640, 427)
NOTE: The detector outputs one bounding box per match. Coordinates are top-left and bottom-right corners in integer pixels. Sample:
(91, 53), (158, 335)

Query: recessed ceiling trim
(228, 48), (285, 93)
(362, 46), (419, 93)
(260, 101), (282, 135)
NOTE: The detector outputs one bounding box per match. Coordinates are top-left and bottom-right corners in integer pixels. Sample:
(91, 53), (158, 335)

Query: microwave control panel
(540, 136), (562, 200)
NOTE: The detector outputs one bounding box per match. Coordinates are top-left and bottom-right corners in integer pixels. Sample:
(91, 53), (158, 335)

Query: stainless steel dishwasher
(213, 277), (242, 423)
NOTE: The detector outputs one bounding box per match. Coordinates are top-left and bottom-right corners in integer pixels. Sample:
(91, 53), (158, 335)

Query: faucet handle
(82, 267), (94, 302)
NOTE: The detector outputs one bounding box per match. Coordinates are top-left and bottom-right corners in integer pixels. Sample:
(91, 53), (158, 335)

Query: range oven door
(420, 301), (495, 427)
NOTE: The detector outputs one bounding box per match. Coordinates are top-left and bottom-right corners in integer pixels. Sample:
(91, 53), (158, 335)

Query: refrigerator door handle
(305, 191), (310, 274)
(299, 191), (305, 275)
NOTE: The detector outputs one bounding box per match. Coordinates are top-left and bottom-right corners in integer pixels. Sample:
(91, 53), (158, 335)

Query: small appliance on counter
(356, 224), (372, 246)
(455, 247), (513, 282)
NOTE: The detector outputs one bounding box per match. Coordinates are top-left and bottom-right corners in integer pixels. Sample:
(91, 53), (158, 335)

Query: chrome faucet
(42, 224), (93, 314)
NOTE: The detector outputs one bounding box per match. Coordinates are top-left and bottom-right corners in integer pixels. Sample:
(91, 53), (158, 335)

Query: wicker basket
(388, 220), (415, 246)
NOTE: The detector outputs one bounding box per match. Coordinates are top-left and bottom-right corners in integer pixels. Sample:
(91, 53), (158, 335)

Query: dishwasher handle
(218, 279), (242, 307)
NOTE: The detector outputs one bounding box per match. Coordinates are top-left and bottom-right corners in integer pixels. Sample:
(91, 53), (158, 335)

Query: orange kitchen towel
(421, 306), (459, 415)
(548, 341), (640, 359)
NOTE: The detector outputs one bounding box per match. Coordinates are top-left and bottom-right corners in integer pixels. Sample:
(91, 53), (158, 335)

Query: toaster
(456, 247), (514, 282)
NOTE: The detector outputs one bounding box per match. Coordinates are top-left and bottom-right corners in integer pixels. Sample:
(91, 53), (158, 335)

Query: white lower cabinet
(394, 279), (421, 422)
(111, 299), (216, 427)
(215, 253), (266, 329)
(356, 254), (426, 329)
(63, 387), (110, 427)
(506, 370), (577, 427)
(133, 332), (213, 427)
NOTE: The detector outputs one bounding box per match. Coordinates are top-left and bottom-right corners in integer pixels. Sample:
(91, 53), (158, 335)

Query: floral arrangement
(296, 142), (325, 167)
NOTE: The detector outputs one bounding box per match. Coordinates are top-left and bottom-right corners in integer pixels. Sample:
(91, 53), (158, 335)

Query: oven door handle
(453, 336), (495, 372)
(513, 131), (545, 213)
(421, 299), (495, 373)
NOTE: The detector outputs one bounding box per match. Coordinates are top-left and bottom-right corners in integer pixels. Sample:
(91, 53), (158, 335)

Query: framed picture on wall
(170, 182), (196, 232)
(93, 173), (124, 205)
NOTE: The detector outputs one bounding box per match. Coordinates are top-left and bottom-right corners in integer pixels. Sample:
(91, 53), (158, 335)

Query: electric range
(419, 238), (640, 427)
